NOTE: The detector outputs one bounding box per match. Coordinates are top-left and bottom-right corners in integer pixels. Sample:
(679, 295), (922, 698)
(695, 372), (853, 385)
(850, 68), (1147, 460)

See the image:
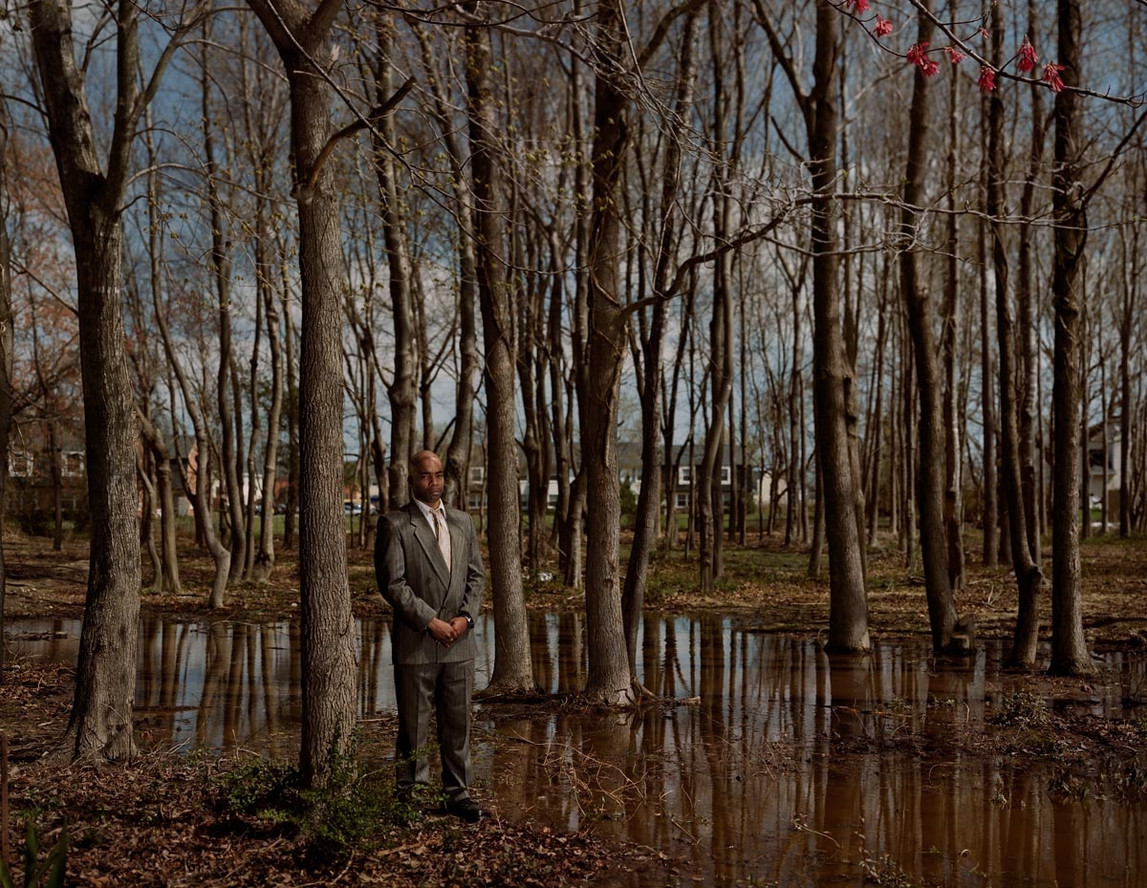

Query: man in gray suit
(375, 449), (486, 822)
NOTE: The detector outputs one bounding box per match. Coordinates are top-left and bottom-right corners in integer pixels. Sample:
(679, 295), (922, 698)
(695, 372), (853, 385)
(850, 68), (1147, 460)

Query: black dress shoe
(444, 797), (483, 823)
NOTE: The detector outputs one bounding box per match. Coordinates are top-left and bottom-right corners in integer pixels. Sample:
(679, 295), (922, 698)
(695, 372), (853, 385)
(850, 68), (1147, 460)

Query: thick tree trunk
(30, 0), (176, 761)
(247, 0), (359, 785)
(464, 4), (533, 694)
(1049, 0), (1093, 676)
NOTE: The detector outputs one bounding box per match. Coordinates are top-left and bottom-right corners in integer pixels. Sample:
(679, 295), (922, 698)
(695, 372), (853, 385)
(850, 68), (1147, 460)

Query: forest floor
(2, 527), (1147, 886)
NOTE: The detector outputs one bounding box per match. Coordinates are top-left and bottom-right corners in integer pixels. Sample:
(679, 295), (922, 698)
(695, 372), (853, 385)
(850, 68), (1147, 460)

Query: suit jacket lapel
(410, 503), (451, 586)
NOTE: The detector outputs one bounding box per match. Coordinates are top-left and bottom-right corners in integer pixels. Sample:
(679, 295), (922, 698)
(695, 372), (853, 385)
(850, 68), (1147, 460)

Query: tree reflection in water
(7, 612), (1145, 887)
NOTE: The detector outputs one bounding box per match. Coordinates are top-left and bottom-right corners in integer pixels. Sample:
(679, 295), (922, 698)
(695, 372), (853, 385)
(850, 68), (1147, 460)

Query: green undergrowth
(212, 744), (416, 864)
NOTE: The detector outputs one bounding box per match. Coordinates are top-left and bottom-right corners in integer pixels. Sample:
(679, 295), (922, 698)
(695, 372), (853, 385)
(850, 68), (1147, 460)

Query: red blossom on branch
(906, 42), (930, 67)
(1043, 63), (1066, 92)
(849, 0), (870, 13)
(874, 16), (893, 37)
(1017, 38), (1039, 73)
(906, 42), (939, 77)
(977, 66), (997, 92)
(943, 46), (966, 64)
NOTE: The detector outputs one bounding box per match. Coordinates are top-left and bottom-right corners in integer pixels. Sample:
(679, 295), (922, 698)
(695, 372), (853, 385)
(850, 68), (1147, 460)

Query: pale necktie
(433, 508), (452, 571)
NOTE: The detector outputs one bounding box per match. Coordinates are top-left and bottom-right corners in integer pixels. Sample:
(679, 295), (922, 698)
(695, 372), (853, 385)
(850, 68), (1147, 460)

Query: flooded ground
(7, 612), (1146, 887)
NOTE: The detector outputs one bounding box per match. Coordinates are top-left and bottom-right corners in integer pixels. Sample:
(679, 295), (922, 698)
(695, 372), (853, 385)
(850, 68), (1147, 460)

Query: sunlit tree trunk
(30, 0), (198, 760)
(247, 0), (358, 785)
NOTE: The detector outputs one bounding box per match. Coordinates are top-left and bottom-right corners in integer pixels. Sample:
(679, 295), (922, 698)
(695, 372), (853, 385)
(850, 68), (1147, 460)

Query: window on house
(721, 465), (731, 485)
(678, 465), (692, 485)
(8, 451), (33, 478)
(61, 451), (86, 477)
(675, 492), (689, 509)
(469, 466), (485, 484)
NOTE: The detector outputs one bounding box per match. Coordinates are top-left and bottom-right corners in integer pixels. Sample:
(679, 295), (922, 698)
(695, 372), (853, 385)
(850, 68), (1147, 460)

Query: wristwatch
(460, 612), (474, 631)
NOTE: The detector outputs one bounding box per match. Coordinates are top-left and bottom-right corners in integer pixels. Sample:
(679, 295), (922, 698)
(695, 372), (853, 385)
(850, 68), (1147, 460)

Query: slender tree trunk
(1049, 0), (1093, 676)
(413, 22), (480, 511)
(979, 90), (999, 567)
(1017, 27), (1046, 565)
(374, 18), (417, 509)
(137, 414), (182, 595)
(0, 99), (11, 679)
(988, 5), (1041, 668)
(624, 7), (697, 676)
(464, 3), (533, 694)
(942, 65), (965, 596)
(900, 1), (957, 652)
(581, 0), (635, 705)
(202, 39), (246, 584)
(252, 201), (283, 581)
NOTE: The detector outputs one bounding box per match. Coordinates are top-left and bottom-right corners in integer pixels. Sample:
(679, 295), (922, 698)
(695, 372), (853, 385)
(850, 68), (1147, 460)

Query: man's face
(411, 455), (445, 507)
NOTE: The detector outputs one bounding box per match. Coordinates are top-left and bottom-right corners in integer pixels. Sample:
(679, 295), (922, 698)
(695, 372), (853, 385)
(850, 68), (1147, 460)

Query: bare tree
(1048, 0), (1093, 676)
(0, 96), (11, 679)
(899, 0), (958, 652)
(463, 2), (533, 694)
(29, 0), (203, 760)
(245, 0), (359, 785)
(756, 0), (870, 650)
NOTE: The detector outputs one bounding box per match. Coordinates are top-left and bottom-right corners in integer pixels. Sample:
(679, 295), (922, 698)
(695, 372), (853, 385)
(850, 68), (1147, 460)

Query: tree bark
(1049, 0), (1093, 676)
(247, 0), (359, 785)
(0, 98), (11, 679)
(373, 18), (417, 510)
(623, 7), (697, 676)
(987, 4), (1041, 668)
(900, 1), (957, 652)
(464, 3), (534, 694)
(581, 0), (636, 705)
(30, 0), (194, 760)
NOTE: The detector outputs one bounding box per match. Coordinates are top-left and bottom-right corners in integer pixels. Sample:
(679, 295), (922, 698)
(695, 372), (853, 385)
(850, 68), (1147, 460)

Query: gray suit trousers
(394, 659), (474, 801)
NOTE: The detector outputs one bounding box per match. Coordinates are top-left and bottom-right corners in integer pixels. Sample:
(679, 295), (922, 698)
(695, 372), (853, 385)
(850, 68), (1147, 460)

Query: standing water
(6, 612), (1146, 887)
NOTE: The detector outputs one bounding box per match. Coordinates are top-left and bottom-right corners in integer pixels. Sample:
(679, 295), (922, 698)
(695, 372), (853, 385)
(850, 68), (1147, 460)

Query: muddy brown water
(6, 612), (1146, 887)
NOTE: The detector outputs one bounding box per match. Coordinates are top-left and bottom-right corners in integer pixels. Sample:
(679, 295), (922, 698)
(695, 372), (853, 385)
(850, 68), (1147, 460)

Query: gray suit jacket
(374, 501), (485, 665)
